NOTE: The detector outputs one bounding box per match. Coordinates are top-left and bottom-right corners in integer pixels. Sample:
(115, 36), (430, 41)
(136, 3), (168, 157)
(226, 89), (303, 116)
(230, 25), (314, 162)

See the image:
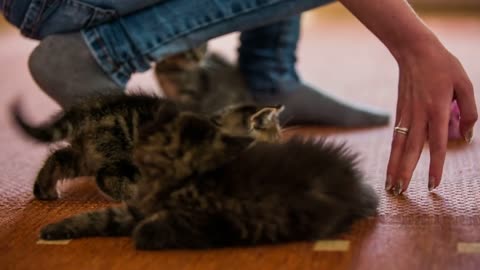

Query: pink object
(448, 100), (462, 140)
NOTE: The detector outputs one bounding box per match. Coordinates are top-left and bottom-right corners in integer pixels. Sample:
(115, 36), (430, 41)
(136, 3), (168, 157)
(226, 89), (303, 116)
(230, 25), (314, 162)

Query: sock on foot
(28, 33), (123, 109)
(252, 81), (390, 127)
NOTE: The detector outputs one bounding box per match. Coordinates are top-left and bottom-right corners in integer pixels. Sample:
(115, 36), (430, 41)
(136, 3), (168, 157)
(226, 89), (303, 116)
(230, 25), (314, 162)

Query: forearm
(338, 0), (442, 62)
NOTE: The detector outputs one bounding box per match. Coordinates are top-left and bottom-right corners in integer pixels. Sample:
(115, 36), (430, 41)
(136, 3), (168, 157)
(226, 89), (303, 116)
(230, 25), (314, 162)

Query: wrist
(389, 31), (444, 65)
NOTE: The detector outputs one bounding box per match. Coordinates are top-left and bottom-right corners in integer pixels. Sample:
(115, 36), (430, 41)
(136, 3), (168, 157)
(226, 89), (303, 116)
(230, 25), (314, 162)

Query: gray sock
(28, 33), (123, 109)
(253, 81), (390, 127)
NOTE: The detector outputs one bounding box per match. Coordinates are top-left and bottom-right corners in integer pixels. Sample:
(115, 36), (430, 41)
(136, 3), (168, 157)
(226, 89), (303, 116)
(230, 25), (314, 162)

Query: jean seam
(88, 0), (310, 84)
(19, 0), (117, 39)
(20, 0), (48, 37)
(89, 0), (289, 84)
(82, 29), (127, 86)
(125, 0), (286, 63)
(66, 0), (117, 28)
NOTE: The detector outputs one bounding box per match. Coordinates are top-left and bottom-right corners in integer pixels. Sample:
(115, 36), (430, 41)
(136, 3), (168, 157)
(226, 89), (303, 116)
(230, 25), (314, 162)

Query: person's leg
(2, 0), (178, 108)
(238, 15), (389, 126)
(239, 16), (301, 92)
(82, 0), (334, 86)
(1, 0), (171, 40)
(19, 0), (332, 108)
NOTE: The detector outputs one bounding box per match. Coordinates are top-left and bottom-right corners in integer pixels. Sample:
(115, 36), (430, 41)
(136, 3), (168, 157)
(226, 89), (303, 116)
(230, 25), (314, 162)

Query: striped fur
(11, 93), (283, 201)
(40, 138), (378, 250)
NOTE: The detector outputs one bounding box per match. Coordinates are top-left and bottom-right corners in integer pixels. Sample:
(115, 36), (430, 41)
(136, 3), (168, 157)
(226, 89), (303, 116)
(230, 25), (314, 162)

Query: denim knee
(1, 0), (117, 39)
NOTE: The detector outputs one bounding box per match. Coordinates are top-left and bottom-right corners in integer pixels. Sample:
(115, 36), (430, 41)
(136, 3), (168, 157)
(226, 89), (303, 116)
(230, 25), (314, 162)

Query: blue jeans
(1, 0), (333, 91)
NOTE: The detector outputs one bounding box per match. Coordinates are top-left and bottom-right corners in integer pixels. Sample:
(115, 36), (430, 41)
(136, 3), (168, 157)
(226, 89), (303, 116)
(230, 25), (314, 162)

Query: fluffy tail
(10, 98), (72, 143)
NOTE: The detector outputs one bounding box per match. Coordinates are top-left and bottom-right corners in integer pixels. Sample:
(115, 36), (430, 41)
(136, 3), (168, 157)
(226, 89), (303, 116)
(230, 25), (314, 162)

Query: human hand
(385, 43), (477, 195)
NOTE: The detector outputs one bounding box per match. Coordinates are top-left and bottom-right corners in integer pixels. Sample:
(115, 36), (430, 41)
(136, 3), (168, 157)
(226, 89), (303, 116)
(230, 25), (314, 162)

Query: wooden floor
(1, 8), (480, 270)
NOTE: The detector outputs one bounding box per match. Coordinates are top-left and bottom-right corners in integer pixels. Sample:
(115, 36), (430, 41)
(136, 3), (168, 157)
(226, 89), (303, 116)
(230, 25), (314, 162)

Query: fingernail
(464, 129), (474, 144)
(393, 180), (404, 196)
(428, 176), (437, 192)
(385, 175), (393, 191)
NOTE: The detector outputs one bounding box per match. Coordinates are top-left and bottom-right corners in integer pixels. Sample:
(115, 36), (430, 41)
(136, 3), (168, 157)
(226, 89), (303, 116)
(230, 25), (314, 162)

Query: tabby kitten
(154, 44), (253, 114)
(40, 138), (378, 249)
(11, 94), (283, 201)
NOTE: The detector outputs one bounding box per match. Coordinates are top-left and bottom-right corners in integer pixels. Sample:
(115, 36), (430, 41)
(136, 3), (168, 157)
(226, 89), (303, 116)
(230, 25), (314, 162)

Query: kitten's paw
(33, 182), (58, 200)
(40, 223), (75, 240)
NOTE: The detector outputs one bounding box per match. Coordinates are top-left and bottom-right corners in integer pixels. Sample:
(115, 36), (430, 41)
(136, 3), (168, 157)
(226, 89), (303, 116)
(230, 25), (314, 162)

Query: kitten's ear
(250, 105), (284, 129)
(178, 113), (217, 144)
(274, 104), (285, 114)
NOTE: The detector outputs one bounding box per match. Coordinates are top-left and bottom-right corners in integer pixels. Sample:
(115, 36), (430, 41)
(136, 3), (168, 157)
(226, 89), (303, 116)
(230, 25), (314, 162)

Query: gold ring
(394, 126), (409, 135)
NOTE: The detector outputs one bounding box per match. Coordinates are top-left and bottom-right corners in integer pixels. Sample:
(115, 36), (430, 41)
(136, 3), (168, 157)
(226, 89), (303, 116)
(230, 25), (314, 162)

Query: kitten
(39, 138), (378, 250)
(11, 93), (283, 201)
(154, 44), (253, 114)
(154, 44), (208, 101)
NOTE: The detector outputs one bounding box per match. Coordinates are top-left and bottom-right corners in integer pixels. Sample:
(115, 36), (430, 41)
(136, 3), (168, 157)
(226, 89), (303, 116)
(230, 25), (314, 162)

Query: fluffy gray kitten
(39, 136), (378, 250)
